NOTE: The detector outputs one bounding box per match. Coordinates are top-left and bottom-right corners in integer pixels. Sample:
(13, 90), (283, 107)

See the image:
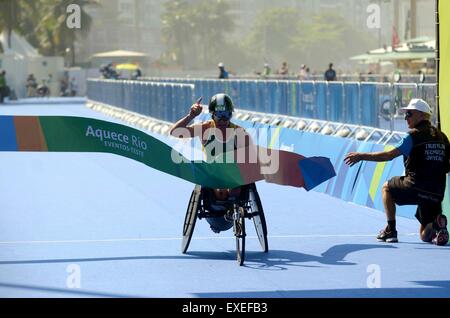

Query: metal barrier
(231, 108), (406, 145)
(87, 79), (195, 123)
(418, 83), (438, 123)
(92, 77), (436, 132)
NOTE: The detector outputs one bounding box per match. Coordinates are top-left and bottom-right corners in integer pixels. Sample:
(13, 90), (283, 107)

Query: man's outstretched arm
(344, 148), (402, 167)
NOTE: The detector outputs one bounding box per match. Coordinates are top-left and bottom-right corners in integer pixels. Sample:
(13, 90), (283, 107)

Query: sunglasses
(404, 111), (414, 119)
(213, 111), (232, 121)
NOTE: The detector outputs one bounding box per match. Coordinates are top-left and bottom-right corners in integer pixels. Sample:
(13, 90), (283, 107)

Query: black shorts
(387, 176), (443, 226)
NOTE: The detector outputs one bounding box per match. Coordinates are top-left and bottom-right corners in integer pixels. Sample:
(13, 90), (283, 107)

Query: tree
(0, 0), (24, 49)
(161, 0), (193, 66)
(0, 0), (97, 61)
(243, 8), (376, 73)
(160, 0), (236, 68)
(190, 0), (235, 66)
(36, 0), (97, 62)
(18, 1), (44, 51)
(292, 12), (375, 71)
(244, 7), (302, 68)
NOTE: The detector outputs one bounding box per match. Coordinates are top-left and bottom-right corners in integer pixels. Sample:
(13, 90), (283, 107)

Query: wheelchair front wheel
(234, 207), (246, 266)
(249, 185), (268, 253)
(181, 185), (201, 254)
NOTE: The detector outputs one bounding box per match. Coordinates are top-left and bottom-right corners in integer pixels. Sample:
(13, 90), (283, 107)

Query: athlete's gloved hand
(189, 97), (203, 118)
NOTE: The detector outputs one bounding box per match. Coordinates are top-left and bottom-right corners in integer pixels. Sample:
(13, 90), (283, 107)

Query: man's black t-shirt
(404, 120), (450, 197)
(325, 69), (336, 81)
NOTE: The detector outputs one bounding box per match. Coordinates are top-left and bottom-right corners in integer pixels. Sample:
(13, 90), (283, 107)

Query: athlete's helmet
(208, 93), (234, 113)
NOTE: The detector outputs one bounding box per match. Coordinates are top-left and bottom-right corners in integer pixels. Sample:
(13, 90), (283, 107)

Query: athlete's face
(213, 111), (232, 128)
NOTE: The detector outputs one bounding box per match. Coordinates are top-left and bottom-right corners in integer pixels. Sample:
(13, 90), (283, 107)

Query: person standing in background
(0, 71), (7, 103)
(218, 63), (229, 79)
(324, 63), (337, 81)
(69, 77), (78, 97)
(278, 61), (289, 78)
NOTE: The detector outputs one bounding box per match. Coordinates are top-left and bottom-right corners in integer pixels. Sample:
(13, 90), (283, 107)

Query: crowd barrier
(141, 77), (437, 131)
(87, 79), (195, 123)
(213, 74), (437, 84)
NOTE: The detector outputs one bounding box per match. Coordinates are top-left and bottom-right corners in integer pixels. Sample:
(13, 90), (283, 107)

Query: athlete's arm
(169, 103), (203, 138)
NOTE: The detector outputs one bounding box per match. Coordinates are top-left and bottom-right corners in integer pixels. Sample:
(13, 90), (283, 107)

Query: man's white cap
(218, 62), (224, 67)
(399, 98), (432, 115)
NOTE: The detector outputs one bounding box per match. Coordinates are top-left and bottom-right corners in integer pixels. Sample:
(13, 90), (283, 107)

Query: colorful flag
(0, 115), (336, 191)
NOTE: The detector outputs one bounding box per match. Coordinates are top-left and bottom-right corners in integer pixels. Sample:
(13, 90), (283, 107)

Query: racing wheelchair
(181, 183), (268, 266)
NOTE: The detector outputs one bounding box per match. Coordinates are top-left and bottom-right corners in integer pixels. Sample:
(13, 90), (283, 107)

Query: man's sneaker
(377, 227), (398, 243)
(432, 215), (449, 246)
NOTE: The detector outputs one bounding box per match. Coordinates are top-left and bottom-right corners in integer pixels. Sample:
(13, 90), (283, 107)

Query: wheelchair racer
(170, 93), (254, 198)
(169, 93), (255, 232)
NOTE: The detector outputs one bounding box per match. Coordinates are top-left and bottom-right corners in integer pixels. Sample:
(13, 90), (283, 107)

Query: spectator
(132, 68), (142, 80)
(367, 71), (375, 82)
(324, 63), (337, 81)
(358, 73), (366, 82)
(0, 70), (8, 103)
(262, 63), (271, 78)
(60, 78), (69, 97)
(299, 64), (309, 81)
(278, 61), (289, 77)
(218, 62), (229, 79)
(69, 77), (78, 97)
(26, 74), (38, 97)
(100, 63), (119, 79)
(36, 79), (50, 97)
(47, 74), (53, 86)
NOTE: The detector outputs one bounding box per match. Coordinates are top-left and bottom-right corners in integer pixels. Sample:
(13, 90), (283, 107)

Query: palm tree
(161, 0), (193, 66)
(37, 0), (98, 63)
(18, 1), (44, 51)
(192, 0), (235, 66)
(161, 0), (235, 68)
(0, 0), (23, 49)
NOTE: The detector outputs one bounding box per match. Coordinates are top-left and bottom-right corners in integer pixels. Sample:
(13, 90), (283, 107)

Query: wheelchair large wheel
(249, 185), (268, 252)
(234, 207), (246, 266)
(181, 185), (201, 254)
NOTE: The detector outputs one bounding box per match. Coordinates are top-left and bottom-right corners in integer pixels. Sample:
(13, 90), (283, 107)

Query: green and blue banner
(0, 115), (336, 191)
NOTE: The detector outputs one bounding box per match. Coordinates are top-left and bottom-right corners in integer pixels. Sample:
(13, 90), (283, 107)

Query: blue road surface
(0, 98), (449, 298)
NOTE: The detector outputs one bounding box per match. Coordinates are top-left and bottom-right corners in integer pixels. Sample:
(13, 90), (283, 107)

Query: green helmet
(208, 93), (234, 113)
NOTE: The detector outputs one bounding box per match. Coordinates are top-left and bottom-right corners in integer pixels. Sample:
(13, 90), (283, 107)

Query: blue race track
(0, 98), (449, 298)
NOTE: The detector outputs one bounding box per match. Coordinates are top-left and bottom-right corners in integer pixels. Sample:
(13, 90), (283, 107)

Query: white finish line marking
(0, 233), (418, 245)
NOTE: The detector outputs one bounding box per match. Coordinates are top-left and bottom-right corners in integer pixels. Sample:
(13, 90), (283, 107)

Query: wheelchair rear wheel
(234, 207), (246, 266)
(181, 185), (201, 254)
(249, 185), (268, 252)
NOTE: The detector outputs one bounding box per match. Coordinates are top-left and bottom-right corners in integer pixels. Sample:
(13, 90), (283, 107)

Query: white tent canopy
(0, 30), (40, 58)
